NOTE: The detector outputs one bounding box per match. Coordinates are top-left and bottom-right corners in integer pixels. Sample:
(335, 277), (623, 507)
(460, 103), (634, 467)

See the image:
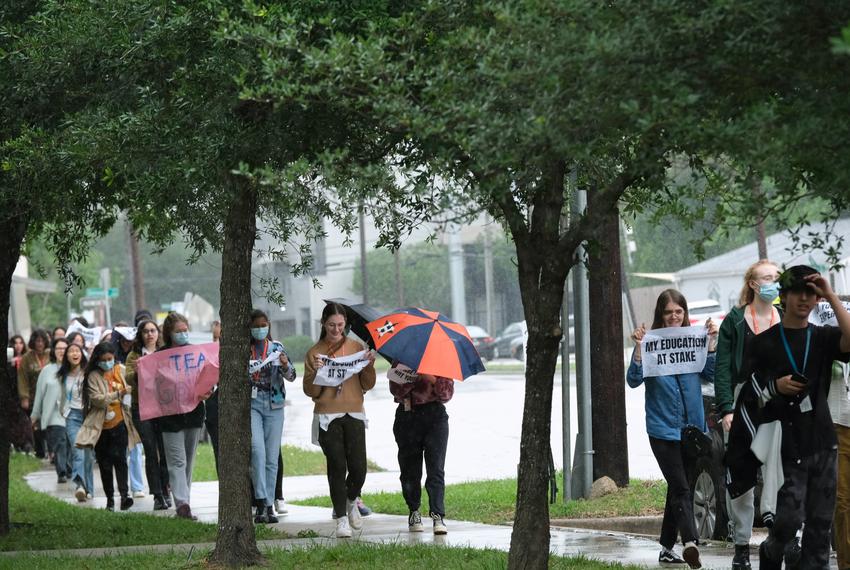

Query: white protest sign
(114, 326), (137, 341)
(809, 301), (850, 327)
(641, 326), (709, 378)
(66, 321), (103, 349)
(388, 363), (418, 385)
(313, 350), (370, 387)
(249, 350), (283, 375)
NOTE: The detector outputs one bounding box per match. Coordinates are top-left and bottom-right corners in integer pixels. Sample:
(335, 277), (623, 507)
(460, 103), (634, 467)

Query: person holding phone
(746, 266), (850, 569)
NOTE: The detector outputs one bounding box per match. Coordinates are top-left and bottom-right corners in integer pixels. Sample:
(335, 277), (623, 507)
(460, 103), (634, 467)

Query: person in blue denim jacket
(248, 309), (296, 524)
(627, 289), (718, 569)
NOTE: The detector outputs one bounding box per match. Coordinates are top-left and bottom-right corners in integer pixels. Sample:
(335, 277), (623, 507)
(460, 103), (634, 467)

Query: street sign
(80, 296), (105, 308)
(86, 287), (104, 297)
(108, 287), (119, 298)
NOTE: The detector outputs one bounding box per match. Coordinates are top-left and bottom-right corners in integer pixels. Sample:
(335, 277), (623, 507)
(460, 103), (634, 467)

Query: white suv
(688, 299), (725, 327)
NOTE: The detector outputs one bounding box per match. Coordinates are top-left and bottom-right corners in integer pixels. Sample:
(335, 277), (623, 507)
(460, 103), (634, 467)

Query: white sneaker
(133, 491), (146, 498)
(431, 512), (447, 535)
(408, 510), (424, 532)
(335, 516), (352, 538)
(274, 499), (288, 514)
(347, 499), (363, 530)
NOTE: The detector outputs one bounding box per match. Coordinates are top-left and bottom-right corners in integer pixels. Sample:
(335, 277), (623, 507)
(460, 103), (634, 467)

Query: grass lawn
(193, 444), (385, 483)
(3, 543), (640, 569)
(0, 454), (281, 552)
(295, 476), (666, 525)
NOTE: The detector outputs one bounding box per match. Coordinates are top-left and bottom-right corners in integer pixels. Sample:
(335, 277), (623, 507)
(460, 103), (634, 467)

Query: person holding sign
(627, 289), (718, 569)
(746, 266), (850, 570)
(247, 309), (296, 524)
(74, 342), (141, 512)
(156, 312), (210, 520)
(126, 319), (171, 511)
(714, 259), (780, 569)
(303, 302), (377, 538)
(389, 363), (453, 535)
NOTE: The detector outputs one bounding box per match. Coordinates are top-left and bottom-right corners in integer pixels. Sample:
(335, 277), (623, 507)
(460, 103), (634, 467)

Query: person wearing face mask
(714, 259), (781, 568)
(126, 319), (171, 511)
(75, 342), (141, 511)
(303, 302), (377, 538)
(18, 329), (52, 458)
(59, 343), (94, 501)
(247, 309), (296, 524)
(628, 289), (718, 569)
(156, 312), (208, 520)
(31, 338), (70, 483)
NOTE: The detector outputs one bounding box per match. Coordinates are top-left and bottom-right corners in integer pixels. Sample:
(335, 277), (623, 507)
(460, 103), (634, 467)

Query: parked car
(689, 377), (763, 540)
(493, 321), (526, 359)
(466, 325), (495, 360)
(688, 299), (726, 327)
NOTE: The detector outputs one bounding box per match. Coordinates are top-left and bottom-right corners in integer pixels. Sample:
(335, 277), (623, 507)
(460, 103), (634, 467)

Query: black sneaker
(57, 476), (67, 484)
(758, 541), (782, 570)
(106, 498), (115, 512)
(732, 544), (751, 569)
(253, 505), (266, 524)
(681, 542), (701, 569)
(153, 495), (167, 511)
(265, 506), (278, 524)
(659, 548), (687, 567)
(120, 496), (134, 511)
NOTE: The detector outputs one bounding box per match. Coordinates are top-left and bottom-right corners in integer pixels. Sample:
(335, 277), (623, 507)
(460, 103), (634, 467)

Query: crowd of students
(6, 302), (451, 538)
(630, 262), (850, 570)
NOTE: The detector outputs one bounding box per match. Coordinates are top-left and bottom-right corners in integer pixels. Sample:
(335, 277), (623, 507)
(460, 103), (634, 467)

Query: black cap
(778, 265), (819, 293)
(134, 309), (154, 326)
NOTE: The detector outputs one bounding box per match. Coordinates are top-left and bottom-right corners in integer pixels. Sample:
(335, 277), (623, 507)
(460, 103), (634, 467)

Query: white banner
(640, 326), (709, 378)
(114, 326), (137, 341)
(313, 350), (370, 387)
(387, 363), (418, 385)
(249, 350), (283, 375)
(809, 301), (850, 327)
(66, 321), (103, 348)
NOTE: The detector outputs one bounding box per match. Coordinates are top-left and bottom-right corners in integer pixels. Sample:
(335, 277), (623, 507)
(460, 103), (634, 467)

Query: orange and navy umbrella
(366, 308), (485, 380)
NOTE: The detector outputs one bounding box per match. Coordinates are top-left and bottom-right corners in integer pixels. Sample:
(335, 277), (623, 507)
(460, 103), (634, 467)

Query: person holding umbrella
(389, 364), (453, 534)
(303, 302), (377, 538)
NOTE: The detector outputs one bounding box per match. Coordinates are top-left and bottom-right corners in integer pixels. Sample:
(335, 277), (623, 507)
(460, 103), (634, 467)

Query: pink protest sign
(137, 343), (219, 421)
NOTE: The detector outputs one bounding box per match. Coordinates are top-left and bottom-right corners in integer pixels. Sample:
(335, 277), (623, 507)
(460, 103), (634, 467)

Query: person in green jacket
(715, 259), (780, 569)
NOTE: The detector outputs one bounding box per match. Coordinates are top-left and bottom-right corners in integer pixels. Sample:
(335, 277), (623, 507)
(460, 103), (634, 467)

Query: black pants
(132, 407), (169, 497)
(275, 451), (284, 500)
(94, 422), (129, 499)
(44, 426), (69, 479)
(204, 391), (220, 475)
(649, 437), (698, 548)
(393, 401), (449, 516)
(761, 448), (837, 570)
(318, 414), (367, 518)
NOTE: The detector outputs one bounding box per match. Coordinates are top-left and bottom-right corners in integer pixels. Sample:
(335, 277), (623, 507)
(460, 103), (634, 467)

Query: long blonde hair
(738, 259), (778, 307)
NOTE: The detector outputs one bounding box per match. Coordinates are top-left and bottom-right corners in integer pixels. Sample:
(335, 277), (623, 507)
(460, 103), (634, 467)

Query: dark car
(493, 321), (526, 359)
(467, 325), (495, 361)
(690, 378), (763, 540)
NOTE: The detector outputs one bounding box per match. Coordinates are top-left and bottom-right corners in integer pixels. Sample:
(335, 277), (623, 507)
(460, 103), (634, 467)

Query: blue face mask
(250, 327), (269, 341)
(98, 359), (115, 372)
(758, 282), (780, 303)
(172, 332), (190, 346)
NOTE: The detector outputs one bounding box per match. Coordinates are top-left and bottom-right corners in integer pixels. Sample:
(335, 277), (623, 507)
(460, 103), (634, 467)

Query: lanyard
(251, 340), (268, 381)
(749, 304), (775, 335)
(778, 325), (811, 376)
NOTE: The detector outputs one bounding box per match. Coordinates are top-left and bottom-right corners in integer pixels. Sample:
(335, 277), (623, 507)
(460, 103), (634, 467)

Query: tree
(232, 2), (850, 568)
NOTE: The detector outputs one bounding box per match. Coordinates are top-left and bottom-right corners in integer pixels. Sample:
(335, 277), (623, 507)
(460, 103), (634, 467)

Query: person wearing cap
(745, 265), (850, 570)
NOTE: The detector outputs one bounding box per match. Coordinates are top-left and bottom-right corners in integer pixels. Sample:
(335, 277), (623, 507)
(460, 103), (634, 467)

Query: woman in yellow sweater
(303, 302), (376, 538)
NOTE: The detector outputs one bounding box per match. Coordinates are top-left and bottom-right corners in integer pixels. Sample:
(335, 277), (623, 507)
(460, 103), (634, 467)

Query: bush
(281, 335), (313, 361)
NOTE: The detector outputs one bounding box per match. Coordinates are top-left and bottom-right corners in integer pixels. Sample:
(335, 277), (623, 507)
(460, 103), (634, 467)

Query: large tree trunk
(507, 161), (570, 570)
(588, 204), (629, 486)
(209, 182), (262, 566)
(0, 212), (29, 535)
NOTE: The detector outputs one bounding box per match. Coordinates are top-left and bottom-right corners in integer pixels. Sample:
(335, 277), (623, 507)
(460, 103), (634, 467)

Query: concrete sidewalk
(22, 467), (837, 568)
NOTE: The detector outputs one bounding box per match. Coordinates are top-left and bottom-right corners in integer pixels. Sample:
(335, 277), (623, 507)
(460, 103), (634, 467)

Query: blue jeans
(250, 390), (285, 506)
(65, 409), (94, 494)
(128, 443), (144, 493)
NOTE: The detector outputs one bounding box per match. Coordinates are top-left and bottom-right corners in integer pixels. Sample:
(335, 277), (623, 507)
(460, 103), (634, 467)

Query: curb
(550, 515), (662, 537)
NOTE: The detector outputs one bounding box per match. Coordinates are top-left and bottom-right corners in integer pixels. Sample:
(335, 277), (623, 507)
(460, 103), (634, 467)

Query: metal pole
(571, 181), (593, 499)
(359, 204), (369, 305)
(483, 220), (496, 335)
(100, 267), (112, 329)
(448, 228), (467, 324)
(561, 243), (573, 502)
